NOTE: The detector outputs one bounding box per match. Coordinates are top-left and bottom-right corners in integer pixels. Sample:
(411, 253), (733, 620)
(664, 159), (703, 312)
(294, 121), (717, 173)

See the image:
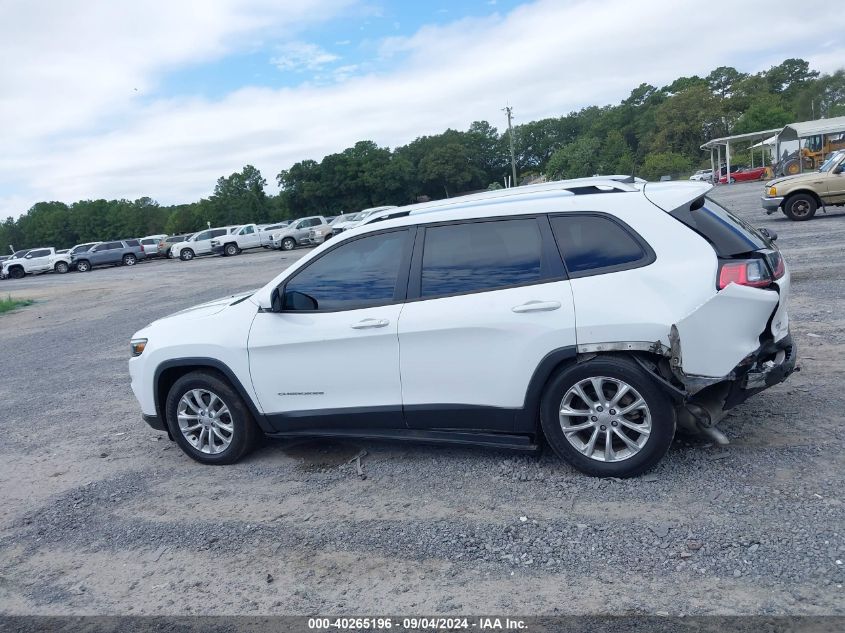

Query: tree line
(3, 58), (842, 251)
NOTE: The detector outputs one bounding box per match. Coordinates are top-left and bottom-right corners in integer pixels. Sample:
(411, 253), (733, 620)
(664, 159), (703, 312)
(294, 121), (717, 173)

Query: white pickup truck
(210, 223), (263, 257)
(1, 247), (72, 279)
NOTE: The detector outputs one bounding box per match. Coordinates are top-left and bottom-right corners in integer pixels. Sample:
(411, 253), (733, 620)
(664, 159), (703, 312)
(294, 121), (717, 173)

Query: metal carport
(700, 128), (781, 183)
(776, 115), (845, 174)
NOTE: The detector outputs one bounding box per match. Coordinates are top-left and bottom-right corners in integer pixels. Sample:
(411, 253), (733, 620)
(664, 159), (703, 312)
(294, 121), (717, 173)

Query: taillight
(717, 259), (772, 289)
(770, 251), (785, 279)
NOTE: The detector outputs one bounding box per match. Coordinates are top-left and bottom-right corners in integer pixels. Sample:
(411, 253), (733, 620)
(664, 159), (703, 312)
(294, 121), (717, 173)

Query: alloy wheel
(559, 376), (651, 463)
(177, 388), (234, 455)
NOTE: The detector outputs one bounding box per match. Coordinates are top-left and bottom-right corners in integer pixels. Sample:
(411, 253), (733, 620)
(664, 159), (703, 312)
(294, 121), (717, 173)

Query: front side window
(193, 231), (210, 241)
(420, 218), (543, 298)
(240, 225), (254, 235)
(550, 214), (648, 276)
(283, 230), (408, 311)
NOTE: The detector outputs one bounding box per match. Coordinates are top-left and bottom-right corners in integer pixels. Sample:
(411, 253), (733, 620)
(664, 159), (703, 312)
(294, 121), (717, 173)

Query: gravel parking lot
(1, 185), (843, 616)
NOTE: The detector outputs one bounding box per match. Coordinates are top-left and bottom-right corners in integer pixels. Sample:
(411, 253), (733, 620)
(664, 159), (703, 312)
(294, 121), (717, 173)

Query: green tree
(640, 152), (692, 181)
(418, 143), (484, 197)
(545, 136), (602, 180)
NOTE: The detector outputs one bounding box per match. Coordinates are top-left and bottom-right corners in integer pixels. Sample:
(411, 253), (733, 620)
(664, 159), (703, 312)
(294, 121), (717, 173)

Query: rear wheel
(180, 249), (195, 261)
(54, 261), (69, 274)
(123, 254), (137, 266)
(224, 243), (239, 256)
(75, 260), (91, 272)
(540, 356), (675, 478)
(783, 193), (817, 221)
(281, 237), (296, 251)
(165, 370), (259, 464)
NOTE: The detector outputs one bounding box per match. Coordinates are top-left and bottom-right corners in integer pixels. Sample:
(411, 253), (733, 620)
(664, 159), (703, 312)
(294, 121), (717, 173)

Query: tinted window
(193, 231), (210, 241)
(284, 230), (407, 311)
(212, 229), (228, 238)
(550, 215), (646, 275)
(125, 240), (140, 247)
(421, 219), (543, 298)
(28, 249), (51, 257)
(669, 197), (767, 257)
(240, 225), (254, 235)
(141, 239), (156, 245)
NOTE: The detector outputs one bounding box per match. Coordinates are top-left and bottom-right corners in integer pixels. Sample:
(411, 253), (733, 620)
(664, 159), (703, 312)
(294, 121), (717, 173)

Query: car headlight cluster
(130, 338), (148, 357)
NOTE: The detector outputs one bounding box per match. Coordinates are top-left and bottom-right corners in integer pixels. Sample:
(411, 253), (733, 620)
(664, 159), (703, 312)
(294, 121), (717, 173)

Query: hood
(765, 172), (820, 188)
(158, 290), (255, 322)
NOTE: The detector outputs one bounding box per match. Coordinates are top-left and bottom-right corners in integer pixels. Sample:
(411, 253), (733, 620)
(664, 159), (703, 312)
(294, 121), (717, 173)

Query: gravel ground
(0, 185), (843, 616)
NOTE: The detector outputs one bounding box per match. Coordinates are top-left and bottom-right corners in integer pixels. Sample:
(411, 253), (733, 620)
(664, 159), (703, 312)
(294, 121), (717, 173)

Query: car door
(238, 225), (260, 249)
(25, 249), (52, 272)
(825, 154), (845, 203)
(397, 216), (577, 432)
(248, 228), (414, 432)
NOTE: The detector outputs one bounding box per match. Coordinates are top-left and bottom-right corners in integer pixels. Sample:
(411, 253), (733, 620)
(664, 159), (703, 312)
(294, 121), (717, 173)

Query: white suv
(129, 177), (796, 477)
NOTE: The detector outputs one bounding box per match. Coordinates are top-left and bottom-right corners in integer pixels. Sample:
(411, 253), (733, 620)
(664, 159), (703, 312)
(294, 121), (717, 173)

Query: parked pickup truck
(270, 216), (329, 251)
(1, 247), (72, 279)
(210, 224), (262, 256)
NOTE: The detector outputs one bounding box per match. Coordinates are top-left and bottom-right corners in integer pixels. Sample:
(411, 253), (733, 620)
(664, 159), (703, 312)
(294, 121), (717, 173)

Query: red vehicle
(719, 166), (766, 183)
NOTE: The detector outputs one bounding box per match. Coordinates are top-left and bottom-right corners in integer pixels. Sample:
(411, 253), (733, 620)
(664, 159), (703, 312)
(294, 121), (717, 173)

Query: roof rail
(358, 176), (645, 227)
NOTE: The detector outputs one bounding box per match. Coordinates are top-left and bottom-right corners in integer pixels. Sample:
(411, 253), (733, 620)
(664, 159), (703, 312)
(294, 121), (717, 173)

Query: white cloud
(2, 0), (844, 216)
(271, 41), (340, 71)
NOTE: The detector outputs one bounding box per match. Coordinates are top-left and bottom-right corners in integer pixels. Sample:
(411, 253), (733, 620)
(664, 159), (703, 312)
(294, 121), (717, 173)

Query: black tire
(224, 243), (239, 256)
(324, 232), (333, 241)
(281, 237), (296, 251)
(75, 260), (91, 273)
(9, 266), (25, 279)
(54, 261), (69, 274)
(165, 370), (259, 465)
(123, 254), (137, 266)
(729, 177), (736, 183)
(539, 355), (676, 478)
(783, 193), (817, 221)
(180, 249), (195, 261)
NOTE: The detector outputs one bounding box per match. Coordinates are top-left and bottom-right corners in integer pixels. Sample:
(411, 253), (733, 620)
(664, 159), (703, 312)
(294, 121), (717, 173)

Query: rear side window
(28, 249), (51, 257)
(549, 214), (651, 277)
(670, 197), (768, 256)
(283, 230), (408, 311)
(210, 229), (227, 238)
(141, 239), (156, 245)
(125, 240), (140, 247)
(421, 218), (543, 298)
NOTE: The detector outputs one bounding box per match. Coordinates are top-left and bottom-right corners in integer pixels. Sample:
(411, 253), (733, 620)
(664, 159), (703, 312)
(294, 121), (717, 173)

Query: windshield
(818, 151), (845, 173)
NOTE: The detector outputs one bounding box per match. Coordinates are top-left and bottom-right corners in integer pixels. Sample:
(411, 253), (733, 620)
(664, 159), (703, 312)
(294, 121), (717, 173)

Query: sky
(2, 0), (844, 217)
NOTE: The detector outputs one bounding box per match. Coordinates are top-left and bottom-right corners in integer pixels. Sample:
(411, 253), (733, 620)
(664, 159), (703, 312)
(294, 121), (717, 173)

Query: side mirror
(270, 287), (283, 313)
(759, 227), (778, 241)
(834, 165), (844, 175)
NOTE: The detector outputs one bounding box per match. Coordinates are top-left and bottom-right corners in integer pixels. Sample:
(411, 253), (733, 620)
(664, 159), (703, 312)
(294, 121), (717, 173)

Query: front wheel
(76, 260), (91, 273)
(180, 249), (195, 261)
(224, 243), (239, 256)
(165, 370), (259, 464)
(539, 356), (676, 478)
(783, 193), (817, 221)
(123, 254), (137, 266)
(281, 237), (296, 251)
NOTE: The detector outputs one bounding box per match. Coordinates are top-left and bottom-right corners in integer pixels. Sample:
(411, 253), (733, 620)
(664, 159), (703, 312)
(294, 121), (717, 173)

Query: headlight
(130, 338), (148, 357)
(768, 186), (777, 196)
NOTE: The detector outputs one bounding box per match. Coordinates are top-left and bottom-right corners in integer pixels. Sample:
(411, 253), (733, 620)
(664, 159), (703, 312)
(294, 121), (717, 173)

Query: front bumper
(762, 196), (784, 214)
(142, 413), (166, 431)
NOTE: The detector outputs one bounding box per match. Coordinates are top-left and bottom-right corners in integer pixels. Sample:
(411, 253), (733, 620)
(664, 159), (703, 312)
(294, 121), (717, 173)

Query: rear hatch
(645, 188), (790, 377)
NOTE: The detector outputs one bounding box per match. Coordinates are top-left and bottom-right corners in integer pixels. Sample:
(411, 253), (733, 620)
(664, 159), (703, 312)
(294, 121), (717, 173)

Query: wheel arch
(515, 347), (678, 434)
(785, 189), (822, 207)
(153, 358), (272, 433)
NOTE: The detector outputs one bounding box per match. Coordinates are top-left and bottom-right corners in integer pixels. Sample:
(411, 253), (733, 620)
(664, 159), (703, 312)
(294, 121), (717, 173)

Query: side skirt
(264, 427), (539, 452)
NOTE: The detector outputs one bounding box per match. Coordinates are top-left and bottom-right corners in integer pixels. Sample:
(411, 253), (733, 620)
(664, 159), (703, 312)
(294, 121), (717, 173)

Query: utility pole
(503, 105), (517, 187)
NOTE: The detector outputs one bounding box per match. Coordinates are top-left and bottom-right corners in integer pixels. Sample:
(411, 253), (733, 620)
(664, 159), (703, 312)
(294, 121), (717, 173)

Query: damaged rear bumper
(723, 332), (797, 410)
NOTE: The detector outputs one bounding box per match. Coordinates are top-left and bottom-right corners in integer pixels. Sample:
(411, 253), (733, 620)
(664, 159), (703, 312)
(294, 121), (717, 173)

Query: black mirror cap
(270, 287), (283, 313)
(759, 227), (778, 241)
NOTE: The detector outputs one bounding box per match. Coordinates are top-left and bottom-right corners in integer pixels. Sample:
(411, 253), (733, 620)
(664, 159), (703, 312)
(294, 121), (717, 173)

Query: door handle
(512, 300), (561, 313)
(350, 318), (390, 329)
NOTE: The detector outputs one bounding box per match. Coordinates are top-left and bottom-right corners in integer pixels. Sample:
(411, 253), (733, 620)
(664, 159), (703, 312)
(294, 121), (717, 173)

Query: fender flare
(153, 357), (272, 433)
